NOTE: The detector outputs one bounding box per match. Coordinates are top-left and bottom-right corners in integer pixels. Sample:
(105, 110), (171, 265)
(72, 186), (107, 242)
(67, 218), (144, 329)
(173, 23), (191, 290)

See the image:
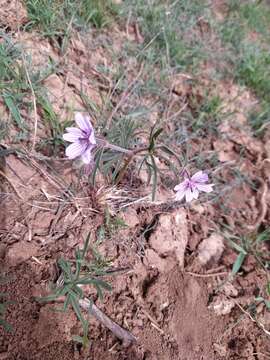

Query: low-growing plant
(0, 32), (57, 140)
(63, 112), (214, 202)
(248, 101), (270, 136)
(38, 233), (112, 346)
(236, 43), (270, 101)
(225, 228), (270, 276)
(119, 0), (208, 70)
(25, 0), (119, 49)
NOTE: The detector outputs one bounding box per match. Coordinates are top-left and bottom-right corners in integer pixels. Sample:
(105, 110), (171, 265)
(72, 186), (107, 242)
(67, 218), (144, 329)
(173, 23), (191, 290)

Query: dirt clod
(198, 233), (225, 266)
(6, 241), (39, 266)
(149, 210), (188, 269)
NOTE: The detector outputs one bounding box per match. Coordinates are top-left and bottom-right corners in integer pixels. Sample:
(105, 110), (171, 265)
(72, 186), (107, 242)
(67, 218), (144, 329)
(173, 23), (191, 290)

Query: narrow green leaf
(58, 259), (74, 280)
(229, 240), (247, 255)
(150, 155), (158, 201)
(92, 147), (104, 185)
(72, 335), (85, 344)
(265, 300), (270, 310)
(75, 249), (82, 280)
(94, 284), (103, 300)
(144, 157), (153, 186)
(37, 285), (68, 302)
(73, 285), (84, 298)
(267, 282), (270, 296)
(63, 293), (71, 312)
(160, 145), (182, 166)
(137, 155), (147, 176)
(75, 234), (91, 278)
(77, 277), (112, 291)
(3, 92), (24, 129)
(232, 252), (246, 275)
(82, 232), (91, 259)
(70, 295), (86, 329)
(152, 128), (163, 141)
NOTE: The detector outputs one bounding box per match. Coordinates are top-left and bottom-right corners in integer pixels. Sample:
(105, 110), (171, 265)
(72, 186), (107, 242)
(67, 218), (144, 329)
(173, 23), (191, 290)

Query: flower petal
(175, 189), (186, 201)
(185, 188), (196, 202)
(192, 188), (199, 199)
(63, 128), (83, 142)
(174, 182), (187, 201)
(75, 112), (92, 133)
(65, 142), (86, 159)
(89, 129), (96, 145)
(196, 183), (214, 193)
(81, 147), (93, 164)
(174, 180), (187, 192)
(191, 171), (208, 183)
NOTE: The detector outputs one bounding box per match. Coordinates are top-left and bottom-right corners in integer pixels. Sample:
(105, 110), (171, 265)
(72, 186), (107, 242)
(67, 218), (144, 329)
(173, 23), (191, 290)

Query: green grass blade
(3, 92), (24, 130)
(232, 252), (246, 275)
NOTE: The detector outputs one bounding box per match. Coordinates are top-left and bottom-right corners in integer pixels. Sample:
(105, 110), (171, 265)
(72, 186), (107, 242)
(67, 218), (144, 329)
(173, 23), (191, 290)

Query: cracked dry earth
(0, 160), (270, 360)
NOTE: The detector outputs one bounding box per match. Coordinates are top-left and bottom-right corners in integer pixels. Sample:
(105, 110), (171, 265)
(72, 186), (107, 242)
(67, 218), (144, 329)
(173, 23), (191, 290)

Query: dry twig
(79, 298), (136, 346)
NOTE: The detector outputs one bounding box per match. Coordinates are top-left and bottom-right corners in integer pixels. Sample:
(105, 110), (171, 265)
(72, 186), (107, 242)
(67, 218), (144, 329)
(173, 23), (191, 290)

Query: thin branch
(186, 271), (228, 278)
(79, 298), (136, 346)
(232, 298), (270, 337)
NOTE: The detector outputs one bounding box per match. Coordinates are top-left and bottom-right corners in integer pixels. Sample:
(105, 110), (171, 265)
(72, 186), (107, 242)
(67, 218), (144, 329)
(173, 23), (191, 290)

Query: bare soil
(0, 147), (269, 359)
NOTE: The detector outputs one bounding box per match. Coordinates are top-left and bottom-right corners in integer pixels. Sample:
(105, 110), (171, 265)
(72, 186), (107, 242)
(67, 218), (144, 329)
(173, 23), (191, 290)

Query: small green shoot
(226, 228), (270, 276)
(38, 233), (112, 346)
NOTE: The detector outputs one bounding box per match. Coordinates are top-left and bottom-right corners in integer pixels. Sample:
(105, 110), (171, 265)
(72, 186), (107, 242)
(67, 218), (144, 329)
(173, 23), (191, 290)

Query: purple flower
(174, 170), (214, 202)
(63, 113), (96, 164)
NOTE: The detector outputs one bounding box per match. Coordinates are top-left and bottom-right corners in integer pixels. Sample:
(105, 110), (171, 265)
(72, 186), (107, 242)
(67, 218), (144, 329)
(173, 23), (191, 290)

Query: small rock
(222, 282), (238, 297)
(6, 241), (39, 266)
(149, 209), (188, 268)
(143, 249), (175, 273)
(190, 203), (205, 214)
(122, 208), (140, 228)
(213, 343), (227, 357)
(209, 296), (235, 316)
(198, 233), (224, 266)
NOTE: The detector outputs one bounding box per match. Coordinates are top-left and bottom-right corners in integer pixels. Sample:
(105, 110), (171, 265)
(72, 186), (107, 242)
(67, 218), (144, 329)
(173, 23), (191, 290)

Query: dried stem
(97, 138), (133, 155)
(79, 298), (136, 346)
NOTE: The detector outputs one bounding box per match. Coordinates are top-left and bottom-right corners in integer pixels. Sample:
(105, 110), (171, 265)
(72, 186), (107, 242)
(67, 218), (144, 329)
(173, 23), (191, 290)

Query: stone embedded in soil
(143, 248), (175, 273)
(197, 232), (224, 266)
(209, 296), (235, 316)
(6, 241), (39, 266)
(149, 209), (188, 269)
(122, 208), (140, 228)
(222, 282), (239, 297)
